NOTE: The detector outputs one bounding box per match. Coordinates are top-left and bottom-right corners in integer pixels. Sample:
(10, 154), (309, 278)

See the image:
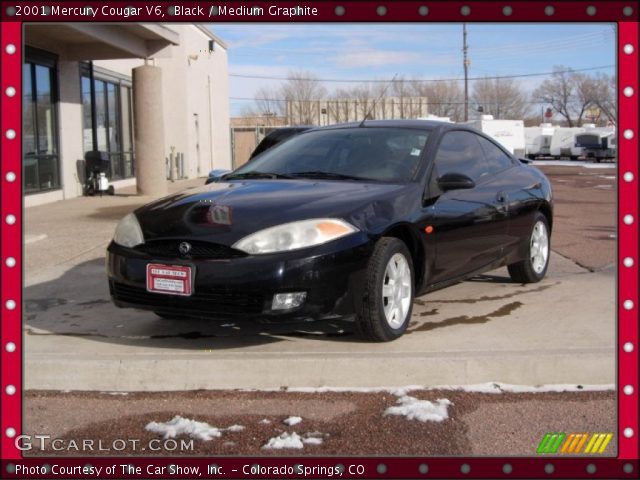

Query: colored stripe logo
(537, 433), (613, 454)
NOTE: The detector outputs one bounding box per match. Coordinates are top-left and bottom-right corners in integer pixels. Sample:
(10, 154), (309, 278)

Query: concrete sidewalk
(23, 252), (615, 390)
(23, 174), (615, 391)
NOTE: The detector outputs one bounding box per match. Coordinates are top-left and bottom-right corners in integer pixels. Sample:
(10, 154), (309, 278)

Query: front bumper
(106, 233), (373, 322)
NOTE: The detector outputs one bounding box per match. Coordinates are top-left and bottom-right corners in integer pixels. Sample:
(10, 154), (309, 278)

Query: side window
(475, 135), (514, 175)
(433, 131), (487, 182)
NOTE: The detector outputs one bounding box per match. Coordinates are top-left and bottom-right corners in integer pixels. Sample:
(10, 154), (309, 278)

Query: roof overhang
(25, 23), (180, 60)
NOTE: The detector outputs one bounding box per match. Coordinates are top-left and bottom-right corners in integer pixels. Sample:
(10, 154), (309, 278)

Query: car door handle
(496, 192), (507, 203)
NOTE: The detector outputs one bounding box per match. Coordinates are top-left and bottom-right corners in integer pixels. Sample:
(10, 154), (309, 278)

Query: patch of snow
(283, 416), (302, 426)
(287, 385), (424, 395)
(259, 418), (271, 424)
(533, 160), (615, 169)
(389, 386), (425, 396)
(100, 391), (128, 396)
(434, 383), (615, 393)
(145, 416), (222, 441)
(220, 323), (235, 327)
(385, 396), (452, 422)
(278, 383), (614, 394)
(303, 437), (323, 445)
(226, 424), (245, 432)
(262, 432), (304, 449)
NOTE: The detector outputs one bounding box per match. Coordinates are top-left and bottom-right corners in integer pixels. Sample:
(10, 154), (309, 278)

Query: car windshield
(229, 127), (430, 183)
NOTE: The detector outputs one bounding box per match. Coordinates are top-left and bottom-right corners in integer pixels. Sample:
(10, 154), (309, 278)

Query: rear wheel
(355, 237), (414, 342)
(508, 212), (550, 283)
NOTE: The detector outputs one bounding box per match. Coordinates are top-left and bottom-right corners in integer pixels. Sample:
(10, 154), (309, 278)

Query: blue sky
(208, 23), (616, 116)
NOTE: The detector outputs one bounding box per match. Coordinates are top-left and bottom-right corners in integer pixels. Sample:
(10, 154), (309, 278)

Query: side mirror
(206, 169), (231, 184)
(437, 172), (475, 191)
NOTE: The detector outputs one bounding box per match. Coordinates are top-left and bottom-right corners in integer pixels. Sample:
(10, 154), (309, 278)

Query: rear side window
(475, 135), (513, 175)
(433, 131), (487, 182)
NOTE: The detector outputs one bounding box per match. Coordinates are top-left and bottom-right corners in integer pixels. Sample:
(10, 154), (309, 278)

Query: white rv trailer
(549, 127), (587, 159)
(524, 123), (556, 159)
(462, 115), (526, 156)
(574, 127), (616, 162)
(417, 115), (453, 123)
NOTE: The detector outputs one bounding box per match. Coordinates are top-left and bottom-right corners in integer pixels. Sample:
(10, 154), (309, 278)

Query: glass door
(23, 58), (59, 194)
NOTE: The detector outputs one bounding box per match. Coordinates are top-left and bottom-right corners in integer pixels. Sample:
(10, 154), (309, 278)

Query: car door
(425, 130), (509, 284)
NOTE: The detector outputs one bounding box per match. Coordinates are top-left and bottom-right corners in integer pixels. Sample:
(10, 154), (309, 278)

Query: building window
(81, 66), (134, 180)
(23, 50), (59, 194)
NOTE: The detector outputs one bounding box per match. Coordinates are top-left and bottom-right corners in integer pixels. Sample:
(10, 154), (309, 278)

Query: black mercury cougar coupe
(107, 120), (552, 341)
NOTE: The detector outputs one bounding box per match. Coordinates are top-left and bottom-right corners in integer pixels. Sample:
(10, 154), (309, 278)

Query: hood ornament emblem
(178, 242), (192, 255)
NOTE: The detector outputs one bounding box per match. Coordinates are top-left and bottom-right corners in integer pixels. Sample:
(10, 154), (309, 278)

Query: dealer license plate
(146, 264), (193, 296)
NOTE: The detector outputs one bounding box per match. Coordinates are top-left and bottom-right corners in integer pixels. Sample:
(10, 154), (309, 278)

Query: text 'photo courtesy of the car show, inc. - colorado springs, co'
(0, 2), (638, 480)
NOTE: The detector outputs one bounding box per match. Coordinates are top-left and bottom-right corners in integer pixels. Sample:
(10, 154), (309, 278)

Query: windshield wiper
(289, 171), (368, 181)
(222, 171), (293, 180)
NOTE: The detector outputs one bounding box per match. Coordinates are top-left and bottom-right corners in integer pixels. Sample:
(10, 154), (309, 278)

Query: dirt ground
(536, 165), (616, 271)
(24, 389), (616, 457)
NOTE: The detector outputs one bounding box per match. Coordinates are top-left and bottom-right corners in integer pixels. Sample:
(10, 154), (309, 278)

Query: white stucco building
(23, 24), (231, 206)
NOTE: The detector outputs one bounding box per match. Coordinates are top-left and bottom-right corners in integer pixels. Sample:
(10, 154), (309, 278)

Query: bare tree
(391, 76), (411, 118)
(532, 66), (599, 127)
(413, 80), (464, 121)
(239, 86), (287, 126)
(472, 76), (529, 119)
(590, 73), (616, 125)
(280, 70), (327, 125)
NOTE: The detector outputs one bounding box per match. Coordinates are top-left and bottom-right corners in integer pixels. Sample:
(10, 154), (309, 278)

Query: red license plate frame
(146, 263), (193, 296)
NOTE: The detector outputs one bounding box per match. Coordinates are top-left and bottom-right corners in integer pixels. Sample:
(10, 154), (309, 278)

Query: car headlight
(113, 213), (144, 248)
(233, 218), (358, 254)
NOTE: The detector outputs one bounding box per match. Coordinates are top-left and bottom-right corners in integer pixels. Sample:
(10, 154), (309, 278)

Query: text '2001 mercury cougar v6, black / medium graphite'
(107, 120), (552, 342)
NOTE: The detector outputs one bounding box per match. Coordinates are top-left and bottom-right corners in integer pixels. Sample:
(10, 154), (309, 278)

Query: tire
(107, 185), (115, 195)
(355, 237), (414, 342)
(508, 212), (550, 284)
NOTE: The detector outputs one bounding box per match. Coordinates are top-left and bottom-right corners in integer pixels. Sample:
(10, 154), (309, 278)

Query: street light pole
(463, 23), (470, 121)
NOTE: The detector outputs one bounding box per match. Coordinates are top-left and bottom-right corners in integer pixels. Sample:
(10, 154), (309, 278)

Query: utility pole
(463, 23), (470, 121)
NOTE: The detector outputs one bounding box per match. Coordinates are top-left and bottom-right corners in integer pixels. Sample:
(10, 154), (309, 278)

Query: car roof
(313, 119), (459, 131)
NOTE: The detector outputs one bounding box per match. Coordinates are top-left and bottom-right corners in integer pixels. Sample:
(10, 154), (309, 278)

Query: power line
(229, 97), (557, 105)
(229, 65), (614, 84)
(225, 29), (611, 59)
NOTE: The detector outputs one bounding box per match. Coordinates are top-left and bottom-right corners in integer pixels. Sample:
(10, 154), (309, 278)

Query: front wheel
(355, 237), (414, 342)
(508, 212), (550, 283)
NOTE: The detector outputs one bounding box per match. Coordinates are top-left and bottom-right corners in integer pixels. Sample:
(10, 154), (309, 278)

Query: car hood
(134, 179), (419, 245)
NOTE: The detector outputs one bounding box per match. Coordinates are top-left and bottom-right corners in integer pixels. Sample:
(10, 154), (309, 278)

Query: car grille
(134, 240), (246, 259)
(111, 282), (265, 316)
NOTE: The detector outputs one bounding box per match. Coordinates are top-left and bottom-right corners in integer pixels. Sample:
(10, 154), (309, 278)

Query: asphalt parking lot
(22, 163), (618, 456)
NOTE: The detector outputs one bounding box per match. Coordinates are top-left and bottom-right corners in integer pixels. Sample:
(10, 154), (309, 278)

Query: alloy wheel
(381, 253), (412, 329)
